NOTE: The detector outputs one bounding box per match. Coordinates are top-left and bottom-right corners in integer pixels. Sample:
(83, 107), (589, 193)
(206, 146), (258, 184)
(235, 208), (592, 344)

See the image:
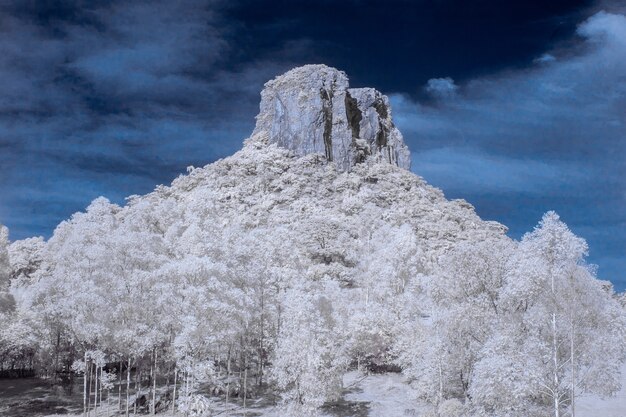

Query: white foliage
(0, 225), (10, 290)
(7, 236), (45, 287)
(3, 124), (622, 417)
(177, 394), (214, 417)
(71, 359), (85, 374)
(99, 369), (116, 390)
(437, 398), (465, 417)
(272, 280), (349, 413)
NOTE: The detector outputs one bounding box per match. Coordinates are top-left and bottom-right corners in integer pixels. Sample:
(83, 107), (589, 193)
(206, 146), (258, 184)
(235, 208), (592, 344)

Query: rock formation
(250, 64), (411, 171)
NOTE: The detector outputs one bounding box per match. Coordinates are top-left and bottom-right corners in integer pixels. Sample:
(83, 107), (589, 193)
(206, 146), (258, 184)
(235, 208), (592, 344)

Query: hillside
(1, 65), (623, 417)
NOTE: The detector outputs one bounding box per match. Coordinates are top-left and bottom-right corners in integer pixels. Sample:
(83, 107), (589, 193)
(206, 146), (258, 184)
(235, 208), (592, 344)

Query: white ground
(578, 363), (626, 417)
(39, 371), (423, 417)
(342, 371), (427, 417)
(41, 365), (626, 417)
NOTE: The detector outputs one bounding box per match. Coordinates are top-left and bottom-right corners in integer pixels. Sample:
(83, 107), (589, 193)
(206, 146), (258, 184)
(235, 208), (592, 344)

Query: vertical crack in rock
(345, 91), (362, 139)
(376, 120), (389, 148)
(372, 97), (388, 119)
(373, 97), (389, 148)
(320, 88), (333, 161)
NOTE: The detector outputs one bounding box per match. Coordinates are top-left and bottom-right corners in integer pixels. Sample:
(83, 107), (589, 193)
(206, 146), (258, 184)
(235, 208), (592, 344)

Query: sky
(0, 0), (624, 289)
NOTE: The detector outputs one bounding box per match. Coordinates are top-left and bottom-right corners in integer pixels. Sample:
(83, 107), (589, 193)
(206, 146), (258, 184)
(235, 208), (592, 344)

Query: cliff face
(250, 65), (411, 172)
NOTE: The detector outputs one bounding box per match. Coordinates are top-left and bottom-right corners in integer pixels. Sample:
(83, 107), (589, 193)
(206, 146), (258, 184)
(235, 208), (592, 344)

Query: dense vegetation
(1, 144), (624, 417)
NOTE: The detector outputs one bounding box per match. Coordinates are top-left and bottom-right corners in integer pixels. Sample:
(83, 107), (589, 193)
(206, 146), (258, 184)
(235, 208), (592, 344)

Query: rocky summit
(250, 64), (411, 172)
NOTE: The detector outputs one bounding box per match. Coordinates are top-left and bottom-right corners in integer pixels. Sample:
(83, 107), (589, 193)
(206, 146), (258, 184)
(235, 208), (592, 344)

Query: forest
(1, 143), (624, 417)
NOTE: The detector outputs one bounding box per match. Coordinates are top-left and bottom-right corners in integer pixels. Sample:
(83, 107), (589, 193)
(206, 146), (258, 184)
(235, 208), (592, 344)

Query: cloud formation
(1, 1), (624, 290)
(425, 78), (458, 99)
(391, 11), (626, 286)
(0, 0), (295, 239)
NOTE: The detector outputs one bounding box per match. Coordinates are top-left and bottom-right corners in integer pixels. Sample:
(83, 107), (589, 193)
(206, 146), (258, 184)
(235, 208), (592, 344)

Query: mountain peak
(250, 65), (411, 171)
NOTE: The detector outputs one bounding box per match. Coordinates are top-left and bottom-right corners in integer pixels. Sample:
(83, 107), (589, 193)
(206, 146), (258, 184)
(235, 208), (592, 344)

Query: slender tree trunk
(239, 339), (244, 387)
(98, 366), (102, 415)
(93, 364), (102, 417)
(152, 349), (157, 415)
(54, 330), (60, 383)
(99, 366), (103, 416)
(134, 369), (140, 416)
(118, 359), (122, 411)
(571, 319), (575, 417)
(548, 253), (561, 417)
(83, 352), (88, 417)
(552, 311), (560, 417)
(243, 366), (248, 410)
(94, 365), (98, 417)
(226, 347), (231, 404)
(184, 371), (190, 417)
(125, 357), (131, 417)
(88, 361), (93, 417)
(149, 351), (154, 415)
(98, 365), (101, 415)
(172, 368), (177, 416)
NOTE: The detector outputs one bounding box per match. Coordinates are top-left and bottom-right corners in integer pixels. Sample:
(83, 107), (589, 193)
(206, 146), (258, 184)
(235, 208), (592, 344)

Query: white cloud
(577, 10), (626, 44)
(0, 0), (297, 239)
(393, 11), (626, 184)
(425, 77), (458, 98)
(411, 147), (587, 195)
(390, 10), (626, 285)
(534, 54), (556, 64)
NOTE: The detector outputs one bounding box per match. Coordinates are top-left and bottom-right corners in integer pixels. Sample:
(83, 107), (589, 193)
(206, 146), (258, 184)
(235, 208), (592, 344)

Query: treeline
(1, 145), (625, 417)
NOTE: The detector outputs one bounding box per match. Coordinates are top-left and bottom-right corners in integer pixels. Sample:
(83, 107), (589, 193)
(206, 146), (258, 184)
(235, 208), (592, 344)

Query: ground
(578, 361), (626, 417)
(2, 365), (625, 417)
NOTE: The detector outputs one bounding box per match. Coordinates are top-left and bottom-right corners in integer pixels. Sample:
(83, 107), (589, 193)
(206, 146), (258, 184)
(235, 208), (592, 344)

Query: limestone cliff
(250, 65), (411, 171)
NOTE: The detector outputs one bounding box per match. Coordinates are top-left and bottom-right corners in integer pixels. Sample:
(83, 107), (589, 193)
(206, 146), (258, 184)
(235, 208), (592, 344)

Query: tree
(0, 224), (15, 313)
(0, 224), (21, 373)
(395, 238), (513, 405)
(347, 222), (424, 372)
(471, 212), (626, 417)
(272, 280), (349, 415)
(8, 237), (45, 286)
(433, 239), (514, 399)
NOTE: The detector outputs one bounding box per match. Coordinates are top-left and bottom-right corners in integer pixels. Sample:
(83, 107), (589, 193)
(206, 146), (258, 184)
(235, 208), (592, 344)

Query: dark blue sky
(1, 0), (625, 289)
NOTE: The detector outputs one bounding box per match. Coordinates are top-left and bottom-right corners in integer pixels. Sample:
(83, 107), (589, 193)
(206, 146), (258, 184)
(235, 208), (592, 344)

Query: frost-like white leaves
(177, 394), (214, 417)
(71, 359), (85, 374)
(393, 212), (626, 416)
(0, 225), (10, 287)
(470, 212), (626, 416)
(7, 117), (621, 417)
(272, 280), (349, 414)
